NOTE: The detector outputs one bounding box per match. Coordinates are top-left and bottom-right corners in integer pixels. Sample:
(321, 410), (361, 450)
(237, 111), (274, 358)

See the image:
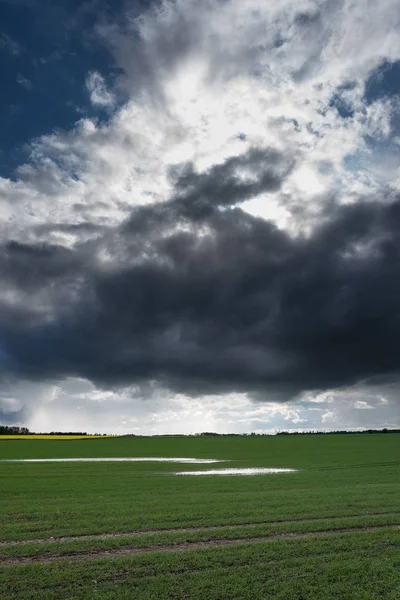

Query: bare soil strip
(1, 511), (399, 548)
(1, 524), (399, 565)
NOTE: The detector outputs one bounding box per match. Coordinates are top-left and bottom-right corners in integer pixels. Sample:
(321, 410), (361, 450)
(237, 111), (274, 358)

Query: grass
(1, 531), (399, 599)
(0, 434), (399, 598)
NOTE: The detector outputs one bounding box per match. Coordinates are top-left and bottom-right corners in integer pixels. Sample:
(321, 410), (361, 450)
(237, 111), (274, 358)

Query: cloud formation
(2, 171), (400, 401)
(86, 71), (115, 107)
(0, 0), (400, 431)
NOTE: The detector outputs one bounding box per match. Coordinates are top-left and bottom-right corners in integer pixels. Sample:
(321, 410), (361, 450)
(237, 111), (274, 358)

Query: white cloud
(353, 400), (375, 409)
(1, 0), (399, 248)
(86, 71), (115, 107)
(1, 375), (398, 433)
(321, 410), (335, 424)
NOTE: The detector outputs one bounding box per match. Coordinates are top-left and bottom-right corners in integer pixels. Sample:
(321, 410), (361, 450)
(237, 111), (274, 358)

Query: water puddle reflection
(177, 467), (297, 476)
(1, 457), (225, 464)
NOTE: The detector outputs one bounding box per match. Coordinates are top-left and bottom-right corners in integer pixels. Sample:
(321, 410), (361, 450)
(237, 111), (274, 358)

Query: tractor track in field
(1, 524), (399, 565)
(1, 510), (399, 548)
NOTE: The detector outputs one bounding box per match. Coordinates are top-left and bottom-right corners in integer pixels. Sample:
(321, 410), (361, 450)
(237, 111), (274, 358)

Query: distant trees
(195, 429), (400, 436)
(0, 425), (92, 436)
(197, 429), (400, 436)
(0, 425), (30, 435)
(276, 429), (400, 435)
(1, 425), (399, 437)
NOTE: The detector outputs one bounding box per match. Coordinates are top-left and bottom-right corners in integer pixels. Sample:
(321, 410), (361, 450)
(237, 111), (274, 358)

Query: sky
(0, 0), (400, 434)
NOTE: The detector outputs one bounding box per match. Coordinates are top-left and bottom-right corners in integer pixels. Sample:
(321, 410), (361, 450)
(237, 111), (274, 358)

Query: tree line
(123, 429), (400, 437)
(0, 425), (90, 436)
(2, 425), (399, 436)
(276, 428), (400, 435)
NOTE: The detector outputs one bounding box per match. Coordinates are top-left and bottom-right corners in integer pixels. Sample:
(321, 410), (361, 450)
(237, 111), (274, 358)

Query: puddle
(176, 468), (297, 476)
(0, 457), (225, 464)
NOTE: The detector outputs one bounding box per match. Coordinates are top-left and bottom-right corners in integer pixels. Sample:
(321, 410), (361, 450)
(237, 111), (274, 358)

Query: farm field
(0, 434), (399, 599)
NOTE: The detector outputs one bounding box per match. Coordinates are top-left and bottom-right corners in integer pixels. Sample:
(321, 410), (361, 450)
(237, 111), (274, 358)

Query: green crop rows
(1, 434), (399, 598)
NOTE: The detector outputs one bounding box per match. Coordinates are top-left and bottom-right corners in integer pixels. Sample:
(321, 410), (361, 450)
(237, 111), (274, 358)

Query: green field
(0, 434), (399, 599)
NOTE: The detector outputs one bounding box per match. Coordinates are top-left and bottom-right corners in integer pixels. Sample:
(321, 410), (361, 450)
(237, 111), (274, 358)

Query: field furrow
(1, 510), (399, 547)
(1, 523), (399, 565)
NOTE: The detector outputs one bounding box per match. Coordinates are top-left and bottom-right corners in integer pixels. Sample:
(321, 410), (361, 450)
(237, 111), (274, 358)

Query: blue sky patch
(0, 0), (127, 178)
(365, 60), (400, 104)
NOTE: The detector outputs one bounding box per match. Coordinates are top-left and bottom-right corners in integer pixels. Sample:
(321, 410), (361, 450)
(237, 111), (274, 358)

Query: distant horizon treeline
(1, 425), (399, 436)
(124, 428), (400, 436)
(195, 429), (400, 436)
(275, 428), (400, 435)
(0, 425), (106, 436)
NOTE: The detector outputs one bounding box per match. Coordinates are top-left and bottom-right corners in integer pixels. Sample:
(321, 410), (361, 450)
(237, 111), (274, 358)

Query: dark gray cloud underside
(1, 147), (400, 400)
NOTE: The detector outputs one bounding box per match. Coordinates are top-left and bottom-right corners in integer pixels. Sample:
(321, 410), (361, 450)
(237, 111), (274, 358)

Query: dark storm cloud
(34, 221), (109, 238)
(1, 146), (400, 400)
(0, 408), (25, 425)
(0, 240), (90, 330)
(125, 147), (294, 233)
(1, 240), (85, 291)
